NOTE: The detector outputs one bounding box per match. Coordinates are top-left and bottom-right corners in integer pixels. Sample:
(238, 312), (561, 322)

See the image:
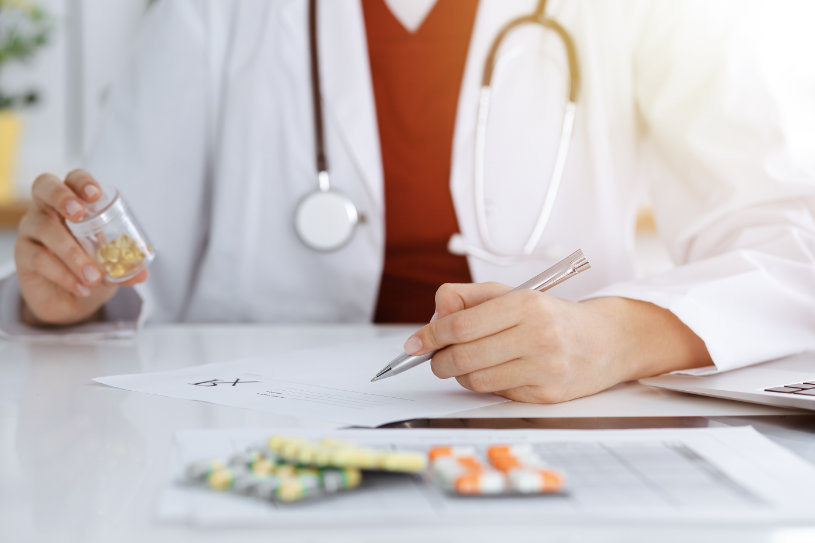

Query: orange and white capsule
(487, 444), (533, 461)
(431, 455), (485, 480)
(427, 446), (476, 461)
(507, 468), (564, 494)
(453, 470), (506, 495)
(487, 444), (543, 471)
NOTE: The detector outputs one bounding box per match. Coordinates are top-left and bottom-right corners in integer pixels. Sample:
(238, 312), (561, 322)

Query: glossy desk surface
(1, 324), (813, 543)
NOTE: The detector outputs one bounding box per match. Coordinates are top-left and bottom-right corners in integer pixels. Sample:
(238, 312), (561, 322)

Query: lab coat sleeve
(587, 0), (815, 372)
(0, 0), (212, 335)
(0, 264), (143, 339)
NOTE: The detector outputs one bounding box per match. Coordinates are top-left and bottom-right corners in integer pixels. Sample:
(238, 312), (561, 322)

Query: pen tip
(371, 367), (391, 382)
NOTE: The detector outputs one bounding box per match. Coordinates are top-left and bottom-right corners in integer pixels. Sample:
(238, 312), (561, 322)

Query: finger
(31, 173), (86, 221)
(15, 238), (93, 298)
(455, 358), (534, 394)
(64, 169), (102, 202)
(19, 211), (102, 287)
(434, 282), (512, 319)
(430, 325), (527, 379)
(405, 289), (533, 355)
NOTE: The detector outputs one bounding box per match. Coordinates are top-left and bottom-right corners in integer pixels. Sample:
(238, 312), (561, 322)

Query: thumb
(433, 281), (512, 320)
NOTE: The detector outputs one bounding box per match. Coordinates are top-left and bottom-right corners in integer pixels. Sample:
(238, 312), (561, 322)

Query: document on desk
(160, 426), (815, 527)
(93, 336), (507, 426)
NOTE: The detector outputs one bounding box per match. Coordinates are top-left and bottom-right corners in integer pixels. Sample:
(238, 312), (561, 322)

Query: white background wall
(0, 0), (152, 265)
(5, 0), (152, 196)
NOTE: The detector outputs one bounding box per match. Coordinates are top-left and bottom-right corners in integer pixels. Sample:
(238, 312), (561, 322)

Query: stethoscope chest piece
(298, 0), (361, 253)
(294, 183), (360, 252)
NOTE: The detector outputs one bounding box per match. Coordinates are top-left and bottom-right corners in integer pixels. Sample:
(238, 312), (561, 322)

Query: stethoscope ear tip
(447, 233), (467, 256)
(448, 233), (568, 266)
(447, 233), (516, 265)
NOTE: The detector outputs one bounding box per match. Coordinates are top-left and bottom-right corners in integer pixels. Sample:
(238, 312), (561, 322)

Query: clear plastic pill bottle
(66, 188), (155, 283)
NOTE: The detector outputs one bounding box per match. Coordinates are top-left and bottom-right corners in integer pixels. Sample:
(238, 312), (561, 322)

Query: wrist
(582, 297), (713, 382)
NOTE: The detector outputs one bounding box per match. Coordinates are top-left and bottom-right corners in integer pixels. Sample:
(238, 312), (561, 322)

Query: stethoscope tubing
(301, 0), (581, 260)
(473, 6), (581, 259)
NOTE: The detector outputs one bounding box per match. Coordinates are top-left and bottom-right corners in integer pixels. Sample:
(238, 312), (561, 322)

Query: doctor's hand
(403, 283), (712, 404)
(14, 169), (148, 327)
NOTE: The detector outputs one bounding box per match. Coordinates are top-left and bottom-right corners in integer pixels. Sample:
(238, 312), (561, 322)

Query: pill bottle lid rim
(69, 188), (120, 224)
(66, 189), (126, 237)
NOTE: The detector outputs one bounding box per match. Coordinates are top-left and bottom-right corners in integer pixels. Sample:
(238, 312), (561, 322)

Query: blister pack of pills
(267, 435), (427, 473)
(183, 435), (427, 503)
(183, 437), (564, 504)
(428, 445), (565, 496)
(185, 448), (363, 503)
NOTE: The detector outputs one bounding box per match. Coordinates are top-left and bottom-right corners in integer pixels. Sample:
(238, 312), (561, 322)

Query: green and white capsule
(321, 468), (362, 492)
(184, 459), (226, 483)
(234, 473), (276, 498)
(228, 449), (265, 469)
(206, 467), (238, 491)
(274, 474), (322, 503)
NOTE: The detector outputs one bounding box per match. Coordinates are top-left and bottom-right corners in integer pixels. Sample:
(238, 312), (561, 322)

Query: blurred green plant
(0, 0), (54, 109)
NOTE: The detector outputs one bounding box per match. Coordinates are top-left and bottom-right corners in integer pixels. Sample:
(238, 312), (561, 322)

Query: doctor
(5, 0), (815, 403)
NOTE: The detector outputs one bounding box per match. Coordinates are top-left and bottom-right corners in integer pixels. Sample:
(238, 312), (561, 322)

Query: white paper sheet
(160, 426), (815, 527)
(94, 336), (507, 426)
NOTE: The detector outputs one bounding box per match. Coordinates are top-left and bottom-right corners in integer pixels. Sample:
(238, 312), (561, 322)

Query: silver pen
(370, 249), (591, 382)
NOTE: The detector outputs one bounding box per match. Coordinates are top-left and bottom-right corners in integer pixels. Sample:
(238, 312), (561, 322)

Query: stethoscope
(295, 0), (580, 263)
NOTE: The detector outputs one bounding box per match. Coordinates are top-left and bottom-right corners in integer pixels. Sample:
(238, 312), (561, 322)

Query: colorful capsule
(453, 470), (506, 495)
(253, 476), (283, 500)
(184, 459), (226, 483)
(507, 468), (564, 493)
(206, 467), (237, 491)
(274, 475), (322, 503)
(321, 468), (362, 493)
(329, 447), (380, 469)
(428, 446), (476, 461)
(381, 452), (427, 473)
(232, 472), (272, 495)
(228, 450), (265, 469)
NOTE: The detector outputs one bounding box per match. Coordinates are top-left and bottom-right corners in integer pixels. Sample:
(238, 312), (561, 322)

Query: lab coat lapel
(317, 1), (384, 211)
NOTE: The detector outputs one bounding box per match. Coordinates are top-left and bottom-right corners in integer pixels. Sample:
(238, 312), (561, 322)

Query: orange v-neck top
(364, 0), (479, 323)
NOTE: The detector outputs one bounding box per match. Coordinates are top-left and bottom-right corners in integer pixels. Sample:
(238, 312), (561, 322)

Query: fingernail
(84, 185), (100, 199)
(429, 312), (438, 323)
(65, 200), (83, 217)
(404, 336), (422, 355)
(76, 283), (91, 297)
(83, 265), (101, 283)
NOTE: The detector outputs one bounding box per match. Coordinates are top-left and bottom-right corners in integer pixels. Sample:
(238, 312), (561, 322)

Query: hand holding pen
(374, 250), (631, 403)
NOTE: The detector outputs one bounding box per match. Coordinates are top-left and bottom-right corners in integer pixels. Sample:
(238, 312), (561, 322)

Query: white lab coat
(2, 0), (814, 372)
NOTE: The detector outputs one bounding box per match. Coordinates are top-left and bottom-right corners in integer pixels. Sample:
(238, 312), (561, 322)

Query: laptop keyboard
(764, 381), (815, 396)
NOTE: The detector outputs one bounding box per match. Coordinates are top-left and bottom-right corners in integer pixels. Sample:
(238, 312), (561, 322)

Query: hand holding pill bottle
(65, 187), (155, 282)
(14, 170), (152, 326)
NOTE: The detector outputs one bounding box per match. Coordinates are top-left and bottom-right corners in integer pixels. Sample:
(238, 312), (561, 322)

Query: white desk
(1, 324), (813, 543)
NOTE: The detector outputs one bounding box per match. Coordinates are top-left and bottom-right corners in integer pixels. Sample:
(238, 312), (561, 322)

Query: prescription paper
(160, 426), (815, 527)
(93, 336), (507, 426)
